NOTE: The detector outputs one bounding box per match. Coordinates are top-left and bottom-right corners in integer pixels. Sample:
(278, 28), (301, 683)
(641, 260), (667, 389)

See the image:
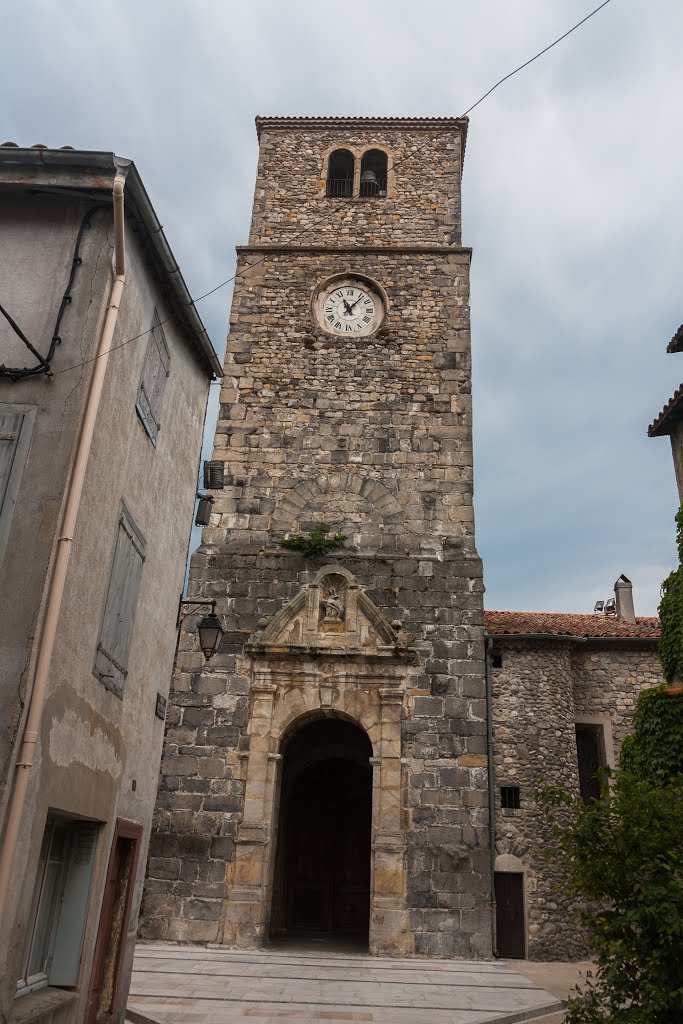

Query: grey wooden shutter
(0, 409), (24, 507)
(94, 507), (146, 696)
(0, 405), (35, 566)
(136, 310), (170, 445)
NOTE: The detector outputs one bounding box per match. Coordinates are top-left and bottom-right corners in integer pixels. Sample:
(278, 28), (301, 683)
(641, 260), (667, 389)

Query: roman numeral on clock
(363, 315), (371, 323)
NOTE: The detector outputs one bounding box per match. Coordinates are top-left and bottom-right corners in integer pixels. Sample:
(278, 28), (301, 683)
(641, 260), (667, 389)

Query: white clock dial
(314, 277), (385, 337)
(323, 286), (376, 335)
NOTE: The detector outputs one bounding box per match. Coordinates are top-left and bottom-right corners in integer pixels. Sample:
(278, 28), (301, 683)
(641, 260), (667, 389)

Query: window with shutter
(135, 310), (170, 446)
(16, 816), (100, 996)
(94, 505), (145, 697)
(0, 403), (36, 566)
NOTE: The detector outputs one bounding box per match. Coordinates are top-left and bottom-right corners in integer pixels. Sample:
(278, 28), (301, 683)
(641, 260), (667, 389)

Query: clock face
(315, 279), (384, 337)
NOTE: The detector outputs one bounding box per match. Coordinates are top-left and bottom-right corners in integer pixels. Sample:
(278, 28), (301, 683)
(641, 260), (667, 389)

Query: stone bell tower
(142, 116), (492, 959)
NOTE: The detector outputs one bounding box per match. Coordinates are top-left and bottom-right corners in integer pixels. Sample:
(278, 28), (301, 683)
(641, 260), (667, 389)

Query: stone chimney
(614, 574), (636, 623)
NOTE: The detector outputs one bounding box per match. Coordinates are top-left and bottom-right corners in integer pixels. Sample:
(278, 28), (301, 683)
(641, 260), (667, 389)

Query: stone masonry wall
(207, 248), (474, 554)
(142, 546), (489, 956)
(491, 640), (580, 960)
(250, 121), (464, 247)
(490, 638), (663, 960)
(573, 647), (664, 749)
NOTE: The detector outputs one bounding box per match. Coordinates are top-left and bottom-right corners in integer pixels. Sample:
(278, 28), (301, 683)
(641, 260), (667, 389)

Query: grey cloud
(4, 0), (682, 613)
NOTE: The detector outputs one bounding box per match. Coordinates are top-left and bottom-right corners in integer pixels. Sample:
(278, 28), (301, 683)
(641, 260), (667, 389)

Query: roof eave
(486, 630), (659, 646)
(254, 115), (469, 164)
(122, 161), (223, 378)
(0, 147), (222, 379)
(648, 388), (683, 437)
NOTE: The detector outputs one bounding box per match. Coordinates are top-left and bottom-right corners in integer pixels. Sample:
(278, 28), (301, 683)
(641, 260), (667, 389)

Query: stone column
(221, 677), (277, 947)
(370, 686), (412, 955)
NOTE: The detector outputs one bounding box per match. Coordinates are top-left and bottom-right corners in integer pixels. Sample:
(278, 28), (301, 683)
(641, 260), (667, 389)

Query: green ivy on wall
(658, 504), (683, 683)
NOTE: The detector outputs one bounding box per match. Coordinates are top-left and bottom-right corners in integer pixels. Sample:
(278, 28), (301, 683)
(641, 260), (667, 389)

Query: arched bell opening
(326, 149), (355, 198)
(359, 149), (388, 197)
(269, 714), (373, 949)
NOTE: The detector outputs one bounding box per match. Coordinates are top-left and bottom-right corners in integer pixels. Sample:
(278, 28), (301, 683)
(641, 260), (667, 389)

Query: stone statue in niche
(319, 580), (346, 634)
(322, 589), (344, 622)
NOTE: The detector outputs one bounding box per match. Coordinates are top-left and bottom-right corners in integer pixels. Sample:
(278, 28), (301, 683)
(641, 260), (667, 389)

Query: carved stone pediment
(246, 566), (414, 659)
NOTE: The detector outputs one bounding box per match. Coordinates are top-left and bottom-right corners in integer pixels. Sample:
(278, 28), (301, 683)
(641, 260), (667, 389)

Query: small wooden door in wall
(495, 872), (525, 959)
(86, 819), (142, 1024)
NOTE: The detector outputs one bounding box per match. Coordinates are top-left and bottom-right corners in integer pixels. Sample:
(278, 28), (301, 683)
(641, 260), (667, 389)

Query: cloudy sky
(4, 0), (682, 615)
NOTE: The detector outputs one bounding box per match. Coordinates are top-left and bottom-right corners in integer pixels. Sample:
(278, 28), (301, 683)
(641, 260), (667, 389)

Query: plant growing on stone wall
(658, 504), (683, 683)
(541, 685), (683, 1023)
(280, 522), (347, 558)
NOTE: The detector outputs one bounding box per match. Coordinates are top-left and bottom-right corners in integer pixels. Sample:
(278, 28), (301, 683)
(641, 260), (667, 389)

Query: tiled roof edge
(666, 323), (683, 354)
(648, 383), (683, 437)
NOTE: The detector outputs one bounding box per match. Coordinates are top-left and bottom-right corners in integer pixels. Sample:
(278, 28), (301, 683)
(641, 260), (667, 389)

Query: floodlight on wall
(594, 600), (605, 613)
(604, 598), (616, 615)
(177, 598), (223, 660)
(195, 492), (214, 527)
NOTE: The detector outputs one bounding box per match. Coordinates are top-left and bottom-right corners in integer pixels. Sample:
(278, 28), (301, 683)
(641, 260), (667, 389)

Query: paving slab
(128, 943), (563, 1024)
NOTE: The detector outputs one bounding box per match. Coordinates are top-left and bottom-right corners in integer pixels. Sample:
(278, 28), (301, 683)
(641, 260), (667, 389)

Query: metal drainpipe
(485, 634), (497, 956)
(0, 168), (127, 925)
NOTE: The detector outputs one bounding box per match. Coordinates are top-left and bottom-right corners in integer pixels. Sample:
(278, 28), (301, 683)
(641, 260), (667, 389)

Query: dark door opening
(270, 717), (372, 947)
(86, 819), (142, 1024)
(495, 872), (525, 959)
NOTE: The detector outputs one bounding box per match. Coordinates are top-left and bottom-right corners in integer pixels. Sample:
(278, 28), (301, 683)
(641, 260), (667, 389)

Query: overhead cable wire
(48, 0), (616, 379)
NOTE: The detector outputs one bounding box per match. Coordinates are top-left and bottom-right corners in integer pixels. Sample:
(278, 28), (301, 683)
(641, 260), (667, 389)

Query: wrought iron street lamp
(177, 598), (223, 660)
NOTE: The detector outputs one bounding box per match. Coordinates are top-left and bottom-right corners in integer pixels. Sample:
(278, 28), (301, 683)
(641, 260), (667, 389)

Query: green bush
(542, 685), (683, 1022)
(280, 522), (347, 558)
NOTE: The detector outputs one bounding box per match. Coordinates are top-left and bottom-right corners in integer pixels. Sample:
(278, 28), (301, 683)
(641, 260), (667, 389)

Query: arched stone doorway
(220, 567), (416, 955)
(269, 716), (373, 945)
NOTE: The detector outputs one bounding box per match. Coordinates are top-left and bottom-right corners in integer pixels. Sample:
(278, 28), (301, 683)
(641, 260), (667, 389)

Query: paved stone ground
(128, 942), (564, 1024)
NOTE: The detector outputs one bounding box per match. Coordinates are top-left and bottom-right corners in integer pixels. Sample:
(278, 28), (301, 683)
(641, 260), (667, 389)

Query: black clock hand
(342, 300), (354, 315)
(349, 293), (364, 311)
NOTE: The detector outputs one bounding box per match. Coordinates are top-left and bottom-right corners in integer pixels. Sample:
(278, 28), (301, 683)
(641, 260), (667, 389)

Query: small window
(94, 505), (146, 696)
(491, 652), (503, 669)
(501, 785), (520, 809)
(360, 149), (388, 198)
(326, 149), (354, 198)
(17, 816), (99, 996)
(0, 403), (35, 567)
(575, 723), (606, 802)
(136, 310), (170, 446)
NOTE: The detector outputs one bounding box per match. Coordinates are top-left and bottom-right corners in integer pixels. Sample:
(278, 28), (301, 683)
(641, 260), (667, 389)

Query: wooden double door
(284, 758), (372, 936)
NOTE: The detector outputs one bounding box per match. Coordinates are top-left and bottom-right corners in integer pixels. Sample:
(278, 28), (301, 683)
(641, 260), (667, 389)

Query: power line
(49, 0), (616, 379)
(461, 0), (615, 118)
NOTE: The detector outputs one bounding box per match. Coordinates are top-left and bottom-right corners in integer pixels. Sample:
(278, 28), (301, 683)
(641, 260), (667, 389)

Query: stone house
(648, 321), (683, 499)
(0, 145), (221, 1024)
(485, 575), (662, 961)
(141, 116), (493, 960)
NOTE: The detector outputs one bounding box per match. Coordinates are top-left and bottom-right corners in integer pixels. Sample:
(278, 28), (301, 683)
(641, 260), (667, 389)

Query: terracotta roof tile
(648, 383), (683, 437)
(485, 610), (659, 639)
